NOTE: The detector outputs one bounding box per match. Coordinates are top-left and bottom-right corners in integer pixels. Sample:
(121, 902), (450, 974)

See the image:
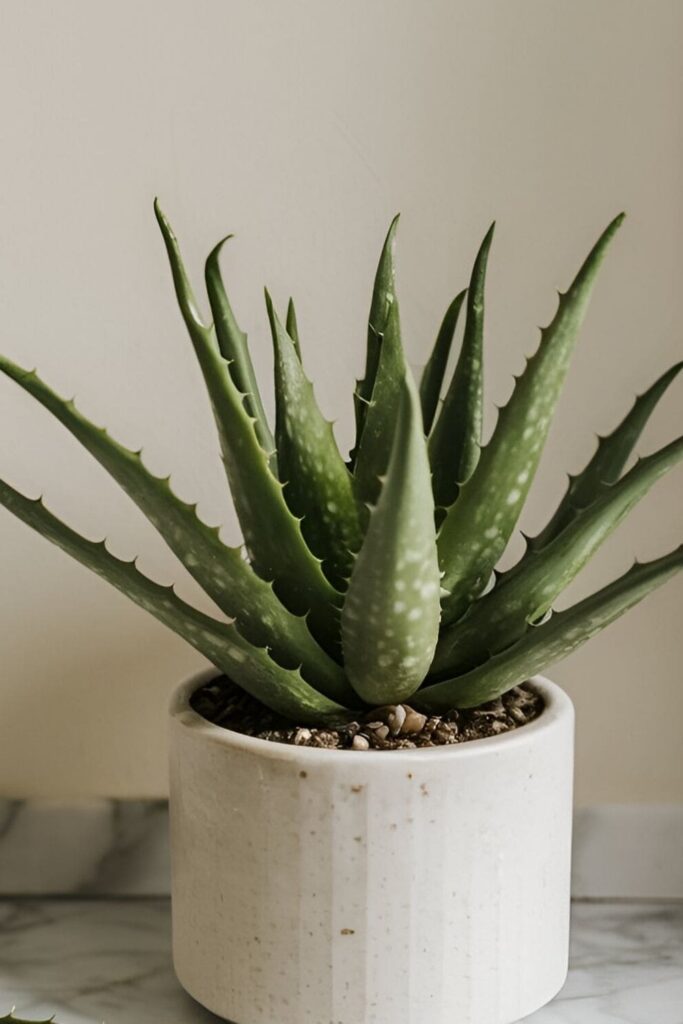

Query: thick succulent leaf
(155, 202), (341, 648)
(420, 545), (683, 711)
(266, 293), (362, 588)
(350, 215), (400, 467)
(419, 289), (467, 434)
(352, 301), (407, 510)
(0, 480), (350, 723)
(437, 213), (625, 625)
(0, 1016), (56, 1024)
(530, 361), (683, 551)
(0, 355), (350, 702)
(429, 224), (494, 508)
(432, 435), (683, 675)
(286, 297), (303, 360)
(204, 237), (276, 461)
(342, 372), (441, 705)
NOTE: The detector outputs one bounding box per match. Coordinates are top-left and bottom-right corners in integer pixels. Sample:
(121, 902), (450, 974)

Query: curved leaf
(419, 289), (467, 434)
(437, 213), (625, 625)
(0, 481), (351, 722)
(432, 435), (683, 675)
(429, 224), (494, 508)
(352, 300), (407, 510)
(0, 1016), (56, 1024)
(342, 372), (441, 704)
(154, 202), (341, 649)
(350, 215), (400, 467)
(420, 545), (683, 711)
(204, 236), (276, 462)
(530, 360), (683, 551)
(266, 292), (362, 588)
(0, 355), (350, 703)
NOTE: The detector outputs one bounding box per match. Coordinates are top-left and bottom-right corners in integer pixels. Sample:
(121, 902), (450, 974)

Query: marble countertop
(0, 899), (681, 1023)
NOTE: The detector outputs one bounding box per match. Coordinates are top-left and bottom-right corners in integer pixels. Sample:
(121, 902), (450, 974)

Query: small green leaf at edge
(0, 479), (350, 724)
(266, 292), (363, 588)
(419, 288), (467, 434)
(419, 545), (683, 711)
(429, 223), (494, 509)
(342, 371), (442, 705)
(0, 1014), (56, 1024)
(437, 213), (626, 626)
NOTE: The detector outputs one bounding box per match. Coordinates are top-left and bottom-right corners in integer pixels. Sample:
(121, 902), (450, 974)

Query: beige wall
(0, 0), (680, 803)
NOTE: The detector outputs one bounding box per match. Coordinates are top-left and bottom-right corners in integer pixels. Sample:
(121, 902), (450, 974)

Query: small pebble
(351, 734), (370, 751)
(434, 722), (454, 743)
(401, 708), (427, 734)
(388, 704), (407, 735)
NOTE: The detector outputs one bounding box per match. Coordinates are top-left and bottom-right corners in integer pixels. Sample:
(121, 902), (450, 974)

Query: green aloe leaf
(204, 236), (276, 463)
(0, 355), (350, 703)
(350, 215), (400, 468)
(352, 300), (408, 510)
(437, 213), (625, 626)
(266, 292), (362, 588)
(286, 297), (303, 360)
(530, 361), (683, 551)
(419, 289), (467, 434)
(342, 372), (441, 705)
(0, 1015), (56, 1024)
(154, 202), (341, 648)
(429, 224), (494, 509)
(432, 435), (683, 675)
(420, 544), (683, 711)
(0, 480), (350, 723)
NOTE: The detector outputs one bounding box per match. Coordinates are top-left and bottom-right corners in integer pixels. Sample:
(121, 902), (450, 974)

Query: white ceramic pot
(169, 671), (574, 1024)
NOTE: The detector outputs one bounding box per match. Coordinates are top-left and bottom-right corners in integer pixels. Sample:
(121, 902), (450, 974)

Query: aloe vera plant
(1, 205), (681, 723)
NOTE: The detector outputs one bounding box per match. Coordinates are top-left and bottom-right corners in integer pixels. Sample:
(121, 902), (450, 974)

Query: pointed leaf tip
(286, 298), (302, 359)
(437, 214), (626, 623)
(419, 288), (468, 434)
(269, 295), (362, 588)
(429, 222), (492, 507)
(205, 245), (275, 458)
(525, 359), (683, 553)
(207, 234), (236, 262)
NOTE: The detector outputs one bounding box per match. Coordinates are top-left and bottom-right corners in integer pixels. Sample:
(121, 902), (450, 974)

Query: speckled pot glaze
(169, 672), (574, 1024)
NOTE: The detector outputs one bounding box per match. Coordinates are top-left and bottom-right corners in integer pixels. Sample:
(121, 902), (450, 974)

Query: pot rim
(169, 669), (573, 764)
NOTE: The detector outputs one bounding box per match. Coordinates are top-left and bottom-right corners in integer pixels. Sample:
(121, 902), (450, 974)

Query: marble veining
(0, 800), (170, 896)
(0, 900), (680, 1023)
(2, 800), (681, 900)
